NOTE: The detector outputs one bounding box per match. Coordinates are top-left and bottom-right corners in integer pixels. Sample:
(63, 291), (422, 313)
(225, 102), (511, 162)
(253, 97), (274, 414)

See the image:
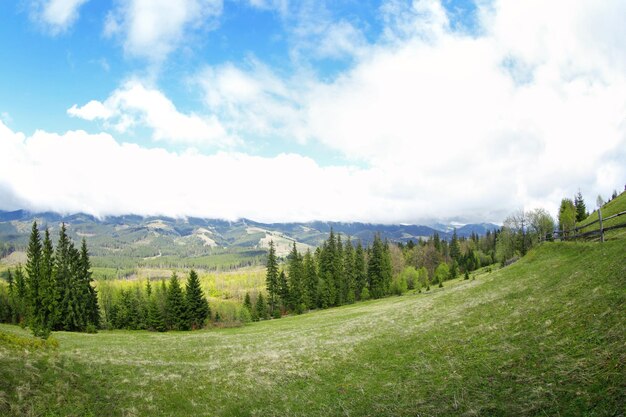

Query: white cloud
(0, 121), (390, 223)
(104, 0), (223, 63)
(68, 80), (235, 147)
(30, 0), (89, 34)
(192, 0), (626, 220)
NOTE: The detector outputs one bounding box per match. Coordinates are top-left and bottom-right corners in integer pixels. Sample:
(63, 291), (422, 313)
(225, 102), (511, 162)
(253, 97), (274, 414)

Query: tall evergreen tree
(354, 241), (367, 300)
(25, 222), (48, 336)
(165, 272), (189, 330)
(79, 238), (99, 329)
(287, 242), (305, 312)
(277, 270), (290, 310)
(62, 244), (85, 331)
(450, 229), (461, 262)
(185, 269), (210, 329)
(368, 234), (385, 298)
(265, 241), (279, 314)
(147, 295), (166, 332)
(255, 292), (269, 320)
(53, 223), (71, 330)
(343, 238), (356, 303)
(333, 234), (344, 305)
(574, 191), (587, 222)
(303, 250), (318, 309)
(40, 229), (57, 334)
(381, 240), (393, 295)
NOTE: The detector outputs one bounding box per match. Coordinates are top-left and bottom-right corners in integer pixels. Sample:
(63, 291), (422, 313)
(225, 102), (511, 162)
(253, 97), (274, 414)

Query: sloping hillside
(577, 190), (626, 240)
(1, 239), (624, 416)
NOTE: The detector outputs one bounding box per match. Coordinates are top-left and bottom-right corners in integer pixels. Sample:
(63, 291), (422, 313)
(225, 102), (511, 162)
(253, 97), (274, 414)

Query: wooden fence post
(598, 207), (604, 243)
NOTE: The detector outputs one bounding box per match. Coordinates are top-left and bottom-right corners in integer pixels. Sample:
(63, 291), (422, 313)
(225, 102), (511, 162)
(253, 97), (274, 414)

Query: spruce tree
(40, 229), (57, 335)
(185, 269), (209, 329)
(287, 242), (305, 312)
(368, 234), (384, 298)
(147, 295), (166, 332)
(381, 240), (393, 295)
(53, 223), (71, 330)
(255, 292), (269, 320)
(343, 238), (356, 304)
(333, 234), (344, 305)
(243, 292), (253, 312)
(303, 250), (318, 309)
(79, 238), (99, 329)
(265, 241), (279, 315)
(450, 229), (461, 262)
(278, 270), (289, 311)
(354, 241), (367, 300)
(25, 222), (48, 336)
(575, 191), (587, 222)
(165, 272), (189, 330)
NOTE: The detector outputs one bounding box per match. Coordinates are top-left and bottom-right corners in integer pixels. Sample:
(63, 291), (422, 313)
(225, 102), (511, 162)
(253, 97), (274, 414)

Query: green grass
(1, 239), (625, 416)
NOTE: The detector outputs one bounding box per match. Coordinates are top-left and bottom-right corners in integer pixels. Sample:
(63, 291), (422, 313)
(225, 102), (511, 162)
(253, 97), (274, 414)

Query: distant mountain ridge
(0, 210), (499, 258)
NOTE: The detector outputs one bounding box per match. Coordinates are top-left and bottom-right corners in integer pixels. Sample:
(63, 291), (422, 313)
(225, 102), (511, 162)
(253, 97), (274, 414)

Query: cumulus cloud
(0, 121), (388, 222)
(68, 80), (235, 147)
(30, 0), (89, 34)
(104, 0), (223, 63)
(191, 0), (626, 220)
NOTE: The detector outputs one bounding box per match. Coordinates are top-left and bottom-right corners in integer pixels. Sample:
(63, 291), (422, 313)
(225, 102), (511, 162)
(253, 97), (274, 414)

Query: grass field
(1, 239), (625, 416)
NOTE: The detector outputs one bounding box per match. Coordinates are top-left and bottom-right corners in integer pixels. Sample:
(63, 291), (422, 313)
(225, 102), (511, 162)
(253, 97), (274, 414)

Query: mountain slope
(1, 238), (624, 416)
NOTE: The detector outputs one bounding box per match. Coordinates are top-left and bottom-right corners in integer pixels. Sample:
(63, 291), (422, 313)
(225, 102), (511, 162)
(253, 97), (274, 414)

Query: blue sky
(0, 0), (625, 223)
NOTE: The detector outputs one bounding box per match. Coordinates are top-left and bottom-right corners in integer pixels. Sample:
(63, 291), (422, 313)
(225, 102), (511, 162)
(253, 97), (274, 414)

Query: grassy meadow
(1, 238), (625, 416)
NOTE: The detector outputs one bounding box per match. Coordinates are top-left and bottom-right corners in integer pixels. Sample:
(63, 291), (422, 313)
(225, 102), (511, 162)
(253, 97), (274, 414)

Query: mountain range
(0, 210), (499, 260)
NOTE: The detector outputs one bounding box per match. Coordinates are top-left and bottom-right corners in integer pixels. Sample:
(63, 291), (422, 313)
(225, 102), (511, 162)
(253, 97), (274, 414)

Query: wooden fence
(549, 210), (626, 242)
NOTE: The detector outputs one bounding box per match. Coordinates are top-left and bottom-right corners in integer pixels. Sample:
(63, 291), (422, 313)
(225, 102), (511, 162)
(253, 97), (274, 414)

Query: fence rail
(548, 210), (626, 242)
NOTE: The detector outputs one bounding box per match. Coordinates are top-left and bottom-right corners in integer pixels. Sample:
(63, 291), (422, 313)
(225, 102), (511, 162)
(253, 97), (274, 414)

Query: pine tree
(287, 242), (305, 312)
(574, 191), (587, 222)
(368, 234), (384, 298)
(333, 234), (344, 305)
(79, 238), (99, 329)
(25, 221), (48, 337)
(243, 292), (253, 312)
(381, 240), (393, 295)
(40, 229), (57, 334)
(165, 272), (189, 330)
(185, 269), (209, 329)
(303, 250), (318, 309)
(278, 270), (289, 311)
(343, 239), (356, 303)
(62, 244), (85, 331)
(147, 295), (166, 332)
(145, 278), (152, 297)
(255, 292), (269, 320)
(265, 241), (279, 315)
(354, 241), (367, 300)
(53, 223), (71, 330)
(450, 260), (459, 279)
(450, 229), (461, 262)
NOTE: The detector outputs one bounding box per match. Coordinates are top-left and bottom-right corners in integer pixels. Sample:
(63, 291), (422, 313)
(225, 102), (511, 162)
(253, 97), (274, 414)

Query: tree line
(0, 222), (99, 337)
(99, 270), (210, 331)
(250, 228), (500, 319)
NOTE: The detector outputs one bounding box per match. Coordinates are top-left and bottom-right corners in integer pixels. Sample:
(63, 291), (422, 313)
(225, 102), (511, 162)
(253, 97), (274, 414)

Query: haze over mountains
(0, 210), (498, 257)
